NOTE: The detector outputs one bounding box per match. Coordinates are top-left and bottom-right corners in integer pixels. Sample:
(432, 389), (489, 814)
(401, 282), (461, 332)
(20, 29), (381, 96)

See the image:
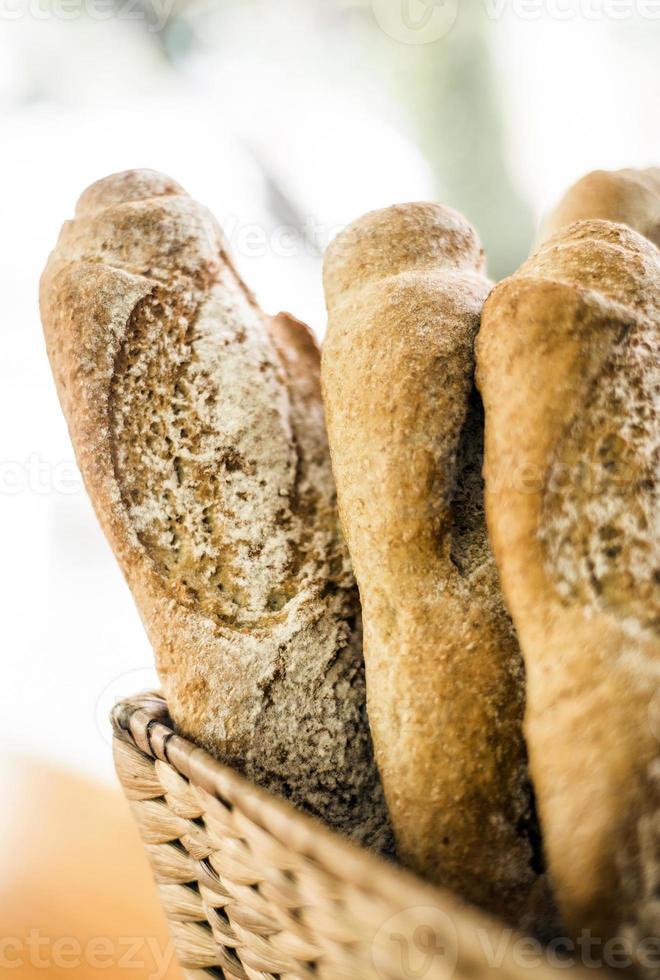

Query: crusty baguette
(541, 167), (660, 247)
(321, 203), (542, 922)
(477, 219), (660, 956)
(40, 169), (392, 851)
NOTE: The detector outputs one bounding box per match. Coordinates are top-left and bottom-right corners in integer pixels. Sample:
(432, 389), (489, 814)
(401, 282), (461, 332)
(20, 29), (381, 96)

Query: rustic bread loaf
(477, 219), (660, 958)
(40, 169), (392, 851)
(542, 167), (660, 246)
(321, 203), (542, 922)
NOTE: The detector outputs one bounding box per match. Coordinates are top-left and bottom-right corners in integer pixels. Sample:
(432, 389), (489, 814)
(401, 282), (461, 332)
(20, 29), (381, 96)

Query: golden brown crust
(541, 167), (660, 247)
(477, 219), (660, 956)
(40, 170), (392, 851)
(322, 203), (541, 922)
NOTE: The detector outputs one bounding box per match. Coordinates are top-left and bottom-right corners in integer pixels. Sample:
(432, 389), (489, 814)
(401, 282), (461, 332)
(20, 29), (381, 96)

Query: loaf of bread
(541, 167), (660, 246)
(40, 169), (392, 851)
(321, 203), (542, 922)
(477, 219), (660, 957)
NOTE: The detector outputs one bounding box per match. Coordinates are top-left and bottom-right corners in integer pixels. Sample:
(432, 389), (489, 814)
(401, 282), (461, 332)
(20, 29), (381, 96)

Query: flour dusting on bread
(40, 170), (392, 851)
(323, 202), (544, 925)
(531, 224), (660, 633)
(477, 213), (660, 963)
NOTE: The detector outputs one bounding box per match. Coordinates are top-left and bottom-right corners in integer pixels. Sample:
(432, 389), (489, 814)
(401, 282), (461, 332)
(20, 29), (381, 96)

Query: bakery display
(41, 165), (659, 961)
(40, 169), (392, 851)
(321, 203), (541, 923)
(477, 218), (660, 960)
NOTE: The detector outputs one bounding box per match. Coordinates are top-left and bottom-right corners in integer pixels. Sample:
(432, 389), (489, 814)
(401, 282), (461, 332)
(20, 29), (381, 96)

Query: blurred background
(0, 1), (658, 974)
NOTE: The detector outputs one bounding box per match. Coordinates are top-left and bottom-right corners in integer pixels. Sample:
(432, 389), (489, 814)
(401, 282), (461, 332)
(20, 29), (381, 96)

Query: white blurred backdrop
(0, 0), (658, 781)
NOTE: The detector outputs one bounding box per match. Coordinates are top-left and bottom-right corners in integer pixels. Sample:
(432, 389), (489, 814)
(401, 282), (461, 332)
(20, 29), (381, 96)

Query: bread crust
(541, 167), (660, 247)
(477, 219), (660, 953)
(40, 170), (391, 851)
(322, 203), (541, 922)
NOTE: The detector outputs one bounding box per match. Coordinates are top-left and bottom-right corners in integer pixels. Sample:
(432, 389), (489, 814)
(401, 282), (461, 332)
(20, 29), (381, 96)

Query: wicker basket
(112, 693), (594, 980)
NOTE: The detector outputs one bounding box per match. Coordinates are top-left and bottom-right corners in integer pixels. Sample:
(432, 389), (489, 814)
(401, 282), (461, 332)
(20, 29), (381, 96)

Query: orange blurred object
(0, 753), (181, 979)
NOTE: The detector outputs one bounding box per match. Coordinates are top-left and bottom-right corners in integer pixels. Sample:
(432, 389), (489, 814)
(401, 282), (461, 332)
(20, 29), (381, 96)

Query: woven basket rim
(112, 690), (493, 923)
(112, 691), (604, 980)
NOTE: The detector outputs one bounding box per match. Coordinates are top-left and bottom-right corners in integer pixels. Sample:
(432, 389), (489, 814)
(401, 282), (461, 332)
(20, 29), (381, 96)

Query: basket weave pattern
(112, 693), (591, 980)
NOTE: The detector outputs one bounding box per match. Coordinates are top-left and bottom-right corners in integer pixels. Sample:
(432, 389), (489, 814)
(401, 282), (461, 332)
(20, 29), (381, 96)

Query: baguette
(477, 219), (660, 956)
(322, 203), (542, 922)
(541, 167), (660, 247)
(40, 169), (392, 851)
